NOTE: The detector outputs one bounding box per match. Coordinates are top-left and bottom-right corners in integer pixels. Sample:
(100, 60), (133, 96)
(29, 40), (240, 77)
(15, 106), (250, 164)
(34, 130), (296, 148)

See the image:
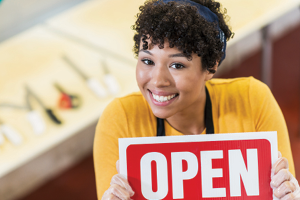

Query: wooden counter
(0, 25), (137, 200)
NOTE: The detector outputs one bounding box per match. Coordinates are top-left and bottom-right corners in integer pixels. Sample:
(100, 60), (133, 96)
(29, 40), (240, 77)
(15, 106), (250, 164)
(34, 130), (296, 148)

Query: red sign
(119, 132), (277, 200)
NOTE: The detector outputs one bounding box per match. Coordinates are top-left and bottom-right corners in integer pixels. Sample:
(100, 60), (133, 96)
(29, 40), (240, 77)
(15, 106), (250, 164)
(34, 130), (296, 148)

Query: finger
(278, 151), (282, 158)
(272, 157), (289, 175)
(291, 177), (300, 189)
(108, 184), (133, 200)
(271, 169), (293, 188)
(281, 188), (300, 200)
(111, 174), (134, 196)
(108, 194), (121, 200)
(273, 181), (296, 198)
(102, 190), (121, 200)
(116, 160), (120, 174)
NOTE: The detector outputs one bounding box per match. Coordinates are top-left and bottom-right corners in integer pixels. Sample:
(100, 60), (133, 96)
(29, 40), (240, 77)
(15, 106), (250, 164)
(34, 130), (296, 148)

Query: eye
(170, 63), (185, 69)
(141, 59), (154, 65)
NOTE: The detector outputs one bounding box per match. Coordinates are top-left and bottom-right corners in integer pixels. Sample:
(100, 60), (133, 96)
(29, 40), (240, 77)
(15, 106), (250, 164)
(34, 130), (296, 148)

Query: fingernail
(271, 177), (279, 187)
(271, 179), (277, 188)
(273, 179), (281, 188)
(270, 181), (275, 189)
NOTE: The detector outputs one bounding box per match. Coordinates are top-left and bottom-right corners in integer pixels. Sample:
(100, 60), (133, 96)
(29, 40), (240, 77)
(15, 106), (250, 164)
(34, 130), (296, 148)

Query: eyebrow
(168, 53), (188, 58)
(139, 50), (153, 55)
(139, 50), (188, 59)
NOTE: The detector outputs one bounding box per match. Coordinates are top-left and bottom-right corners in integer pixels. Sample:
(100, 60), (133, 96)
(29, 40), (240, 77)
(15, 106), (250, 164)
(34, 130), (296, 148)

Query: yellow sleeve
(249, 78), (295, 176)
(93, 98), (129, 198)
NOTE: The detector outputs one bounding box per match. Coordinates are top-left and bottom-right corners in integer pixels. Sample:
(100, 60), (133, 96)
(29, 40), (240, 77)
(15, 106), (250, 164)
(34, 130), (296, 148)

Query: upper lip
(148, 89), (178, 96)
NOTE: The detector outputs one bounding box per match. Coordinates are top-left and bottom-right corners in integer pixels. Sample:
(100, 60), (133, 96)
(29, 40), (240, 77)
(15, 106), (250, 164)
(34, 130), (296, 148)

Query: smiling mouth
(148, 90), (179, 102)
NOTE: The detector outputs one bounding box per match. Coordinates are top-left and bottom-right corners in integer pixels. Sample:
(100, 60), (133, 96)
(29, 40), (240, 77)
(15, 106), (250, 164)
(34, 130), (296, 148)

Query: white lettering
(171, 152), (199, 199)
(229, 149), (259, 196)
(201, 150), (226, 198)
(140, 152), (168, 199)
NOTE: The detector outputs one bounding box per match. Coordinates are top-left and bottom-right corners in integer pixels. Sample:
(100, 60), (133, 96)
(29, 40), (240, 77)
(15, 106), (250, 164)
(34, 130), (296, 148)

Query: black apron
(156, 87), (214, 136)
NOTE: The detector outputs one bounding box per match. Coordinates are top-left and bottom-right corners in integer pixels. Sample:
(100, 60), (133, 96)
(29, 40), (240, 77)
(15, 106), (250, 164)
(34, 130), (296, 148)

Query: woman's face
(136, 40), (214, 119)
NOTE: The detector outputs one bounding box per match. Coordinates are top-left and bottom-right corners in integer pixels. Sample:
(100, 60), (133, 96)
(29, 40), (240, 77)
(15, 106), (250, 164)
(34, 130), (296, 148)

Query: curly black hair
(132, 0), (233, 73)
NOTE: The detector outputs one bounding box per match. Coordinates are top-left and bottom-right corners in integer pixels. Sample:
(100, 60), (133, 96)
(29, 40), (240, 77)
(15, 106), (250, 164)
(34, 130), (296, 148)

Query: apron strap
(156, 86), (214, 136)
(204, 86), (214, 134)
(157, 116), (165, 137)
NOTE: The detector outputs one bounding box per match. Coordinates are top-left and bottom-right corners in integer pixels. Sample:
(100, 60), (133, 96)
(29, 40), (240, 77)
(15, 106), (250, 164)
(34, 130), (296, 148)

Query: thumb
(278, 151), (282, 158)
(116, 160), (120, 174)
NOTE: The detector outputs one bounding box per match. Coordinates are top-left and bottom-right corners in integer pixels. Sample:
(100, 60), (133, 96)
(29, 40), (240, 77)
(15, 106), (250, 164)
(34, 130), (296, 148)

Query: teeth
(151, 93), (177, 102)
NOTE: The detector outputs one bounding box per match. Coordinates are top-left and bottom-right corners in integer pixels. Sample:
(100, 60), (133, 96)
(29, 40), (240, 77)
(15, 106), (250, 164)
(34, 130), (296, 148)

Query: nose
(151, 64), (171, 88)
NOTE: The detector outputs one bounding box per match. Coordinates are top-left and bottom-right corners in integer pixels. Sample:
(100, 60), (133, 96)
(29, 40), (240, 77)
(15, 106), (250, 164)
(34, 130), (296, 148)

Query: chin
(151, 108), (174, 119)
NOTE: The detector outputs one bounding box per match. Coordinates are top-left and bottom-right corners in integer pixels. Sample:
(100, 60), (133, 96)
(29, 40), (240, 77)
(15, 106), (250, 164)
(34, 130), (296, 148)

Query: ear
(204, 62), (218, 81)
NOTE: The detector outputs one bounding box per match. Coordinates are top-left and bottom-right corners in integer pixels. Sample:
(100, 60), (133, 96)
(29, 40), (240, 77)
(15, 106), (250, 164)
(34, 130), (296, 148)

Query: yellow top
(93, 77), (294, 198)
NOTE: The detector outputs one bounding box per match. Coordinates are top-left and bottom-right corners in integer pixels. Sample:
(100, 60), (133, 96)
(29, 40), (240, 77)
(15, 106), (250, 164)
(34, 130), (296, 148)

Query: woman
(94, 0), (299, 199)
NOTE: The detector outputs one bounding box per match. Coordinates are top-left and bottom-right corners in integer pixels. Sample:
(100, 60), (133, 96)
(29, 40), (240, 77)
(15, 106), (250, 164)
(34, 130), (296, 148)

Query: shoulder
(118, 91), (147, 105)
(206, 76), (269, 97)
(99, 91), (156, 137)
(206, 77), (273, 114)
(97, 91), (151, 137)
(101, 91), (151, 123)
(207, 76), (267, 90)
(111, 91), (149, 113)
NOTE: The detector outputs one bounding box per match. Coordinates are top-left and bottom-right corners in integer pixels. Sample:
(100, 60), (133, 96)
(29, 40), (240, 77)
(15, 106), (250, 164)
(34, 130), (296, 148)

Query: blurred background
(0, 0), (299, 199)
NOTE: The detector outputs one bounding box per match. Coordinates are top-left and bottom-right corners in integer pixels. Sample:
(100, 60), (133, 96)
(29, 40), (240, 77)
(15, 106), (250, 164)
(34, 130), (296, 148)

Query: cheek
(136, 64), (149, 89)
(174, 72), (204, 93)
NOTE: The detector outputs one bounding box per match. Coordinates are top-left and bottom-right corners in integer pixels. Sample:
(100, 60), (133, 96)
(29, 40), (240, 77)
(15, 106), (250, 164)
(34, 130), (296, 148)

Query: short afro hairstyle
(132, 0), (233, 73)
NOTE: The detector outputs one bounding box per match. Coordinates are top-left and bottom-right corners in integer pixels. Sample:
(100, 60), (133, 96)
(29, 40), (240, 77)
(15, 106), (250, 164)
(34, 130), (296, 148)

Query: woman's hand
(102, 160), (135, 200)
(271, 152), (300, 199)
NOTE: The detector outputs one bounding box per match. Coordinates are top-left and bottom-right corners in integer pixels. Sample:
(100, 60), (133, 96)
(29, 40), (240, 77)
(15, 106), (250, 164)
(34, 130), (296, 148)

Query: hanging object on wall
(25, 85), (62, 125)
(54, 83), (81, 109)
(62, 56), (108, 98)
(102, 61), (120, 95)
(0, 119), (23, 145)
(0, 101), (46, 135)
(26, 111), (46, 135)
(25, 88), (46, 135)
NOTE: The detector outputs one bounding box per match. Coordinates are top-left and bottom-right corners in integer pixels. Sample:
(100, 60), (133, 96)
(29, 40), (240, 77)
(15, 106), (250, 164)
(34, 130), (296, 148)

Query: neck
(166, 86), (206, 135)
